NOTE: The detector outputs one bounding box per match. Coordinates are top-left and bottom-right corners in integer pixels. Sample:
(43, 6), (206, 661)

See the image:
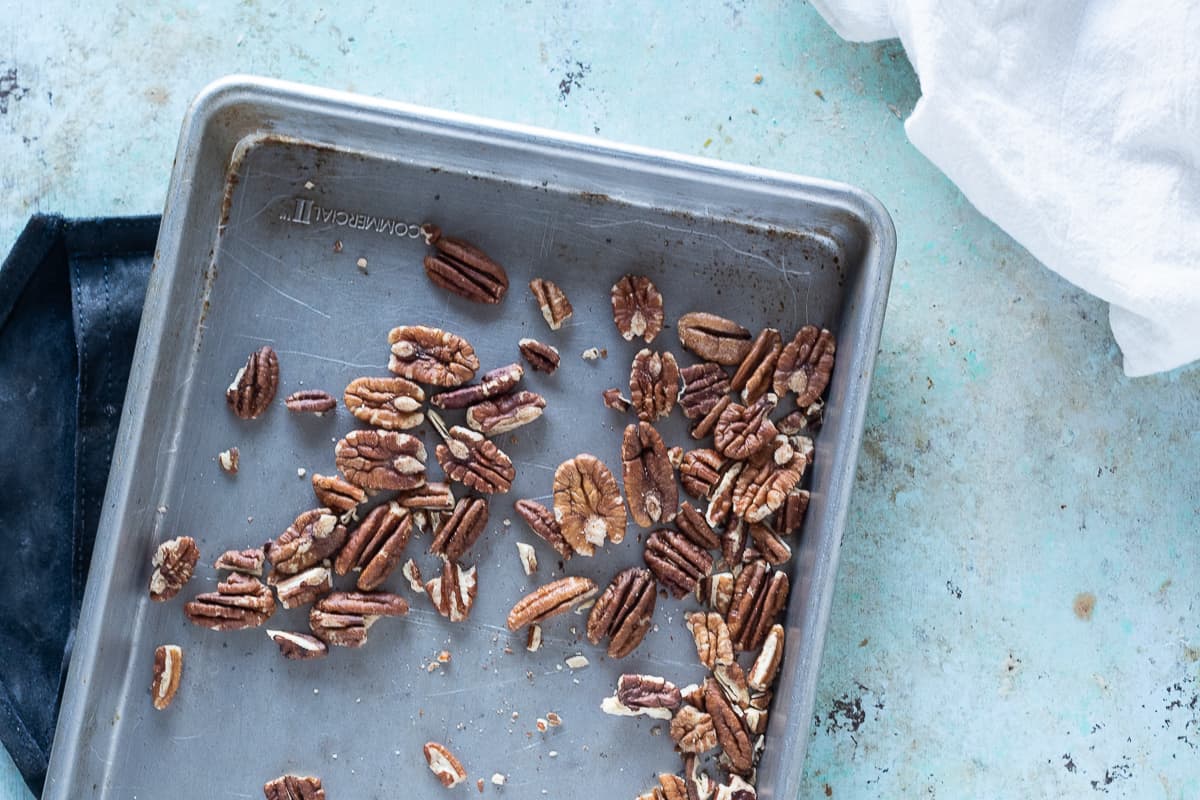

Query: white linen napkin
(812, 0), (1200, 376)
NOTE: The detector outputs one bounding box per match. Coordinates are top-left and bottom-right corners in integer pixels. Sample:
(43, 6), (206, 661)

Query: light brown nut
(679, 362), (730, 421)
(611, 274), (665, 343)
(686, 611), (733, 670)
(213, 547), (264, 576)
(516, 541), (538, 575)
(668, 446), (684, 469)
(655, 774), (689, 800)
(431, 363), (524, 410)
(705, 679), (753, 774)
(424, 228), (509, 304)
(777, 488), (811, 536)
(677, 313), (752, 366)
(308, 609), (370, 647)
(705, 462), (743, 529)
(218, 447), (239, 474)
(514, 499), (573, 560)
(602, 387), (632, 413)
(645, 529), (713, 599)
(430, 496), (489, 562)
(336, 429), (427, 491)
(285, 389), (337, 414)
(670, 705), (717, 754)
(721, 520), (748, 567)
(226, 345), (279, 419)
(714, 395), (778, 460)
(388, 325), (479, 387)
(149, 536), (199, 601)
(263, 774), (325, 800)
(679, 449), (727, 500)
(184, 573), (276, 631)
(748, 522), (791, 566)
(397, 481), (456, 511)
(425, 560), (478, 622)
(745, 705), (769, 736)
(151, 644), (182, 710)
(334, 501), (413, 590)
(266, 509), (347, 577)
(730, 437), (806, 523)
(552, 454), (626, 556)
(696, 571), (735, 616)
(401, 558), (423, 592)
(777, 398), (824, 434)
(432, 414), (516, 493)
(272, 565), (332, 609)
(267, 629), (328, 661)
(344, 376), (426, 430)
(629, 349), (681, 422)
(518, 337), (560, 374)
(714, 661), (751, 709)
(506, 576), (597, 631)
(318, 590), (409, 618)
(622, 422), (678, 528)
(617, 674), (682, 711)
(773, 326), (836, 406)
(530, 278), (574, 330)
(423, 741), (468, 788)
(729, 328), (782, 404)
(586, 567), (657, 658)
(748, 624), (785, 692)
(680, 682), (706, 709)
(467, 390), (546, 435)
(311, 473), (368, 514)
(726, 560), (789, 652)
(676, 503), (722, 550)
(691, 394), (732, 441)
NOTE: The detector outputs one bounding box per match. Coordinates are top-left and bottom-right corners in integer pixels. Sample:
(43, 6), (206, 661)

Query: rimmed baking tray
(44, 76), (894, 799)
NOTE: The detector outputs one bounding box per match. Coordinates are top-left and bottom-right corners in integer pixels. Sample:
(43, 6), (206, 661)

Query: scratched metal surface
(5, 2), (1200, 799)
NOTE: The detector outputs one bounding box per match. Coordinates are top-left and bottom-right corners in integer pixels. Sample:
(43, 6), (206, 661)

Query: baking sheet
(44, 77), (894, 799)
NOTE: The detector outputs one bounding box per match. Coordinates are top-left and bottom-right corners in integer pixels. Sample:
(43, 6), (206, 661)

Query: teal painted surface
(2, 2), (1197, 798)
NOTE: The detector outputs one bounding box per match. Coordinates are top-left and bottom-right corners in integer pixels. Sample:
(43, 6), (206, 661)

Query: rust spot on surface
(1073, 592), (1096, 621)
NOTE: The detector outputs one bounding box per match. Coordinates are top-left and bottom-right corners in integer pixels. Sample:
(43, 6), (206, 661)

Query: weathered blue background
(2, 2), (1198, 797)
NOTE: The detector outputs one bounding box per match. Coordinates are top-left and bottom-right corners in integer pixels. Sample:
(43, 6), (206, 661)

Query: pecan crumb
(218, 447), (239, 474)
(151, 644), (183, 710)
(581, 347), (602, 361)
(565, 654), (590, 669)
(526, 623), (543, 652)
(516, 541), (538, 575)
(423, 741), (468, 788)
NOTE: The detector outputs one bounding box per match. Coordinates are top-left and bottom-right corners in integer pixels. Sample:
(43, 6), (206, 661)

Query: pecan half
(713, 395), (778, 460)
(267, 629), (328, 660)
(530, 278), (574, 329)
(729, 328), (782, 404)
(629, 349), (680, 422)
(393, 483), (452, 513)
(467, 390), (546, 435)
(730, 436), (806, 523)
(514, 499), (573, 559)
(424, 560), (478, 622)
(336, 429), (427, 491)
(617, 674), (682, 711)
(431, 363), (523, 410)
(518, 338), (560, 374)
(263, 774), (325, 800)
(149, 536), (199, 601)
(151, 644), (183, 710)
(226, 345), (279, 419)
(431, 413), (516, 493)
(423, 741), (468, 788)
(748, 522), (791, 565)
(645, 529), (713, 599)
(686, 611), (733, 670)
(773, 326), (836, 406)
(388, 325), (479, 387)
(679, 362), (730, 421)
(670, 705), (717, 754)
(344, 376), (425, 430)
(335, 501), (413, 590)
(311, 472), (367, 514)
(697, 571), (735, 616)
(213, 547), (264, 576)
(748, 624), (784, 692)
(622, 422), (678, 528)
(705, 680), (752, 774)
(726, 560), (789, 652)
(603, 387), (632, 413)
(272, 565), (332, 609)
(680, 449), (727, 500)
(586, 567), (657, 658)
(677, 313), (752, 366)
(676, 503), (721, 550)
(425, 230), (508, 303)
(184, 573), (275, 631)
(430, 496), (489, 562)
(611, 274), (665, 343)
(552, 453), (626, 556)
(309, 591), (408, 647)
(266, 509), (347, 576)
(506, 576), (597, 630)
(285, 389), (336, 414)
(691, 395), (732, 441)
(776, 488), (811, 535)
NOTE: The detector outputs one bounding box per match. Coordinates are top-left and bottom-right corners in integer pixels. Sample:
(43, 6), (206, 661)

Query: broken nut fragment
(677, 312), (753, 366)
(552, 453), (626, 556)
(644, 529), (713, 599)
(267, 509), (347, 577)
(430, 496), (489, 562)
(530, 277), (574, 330)
(602, 387), (632, 413)
(335, 429), (428, 491)
(218, 447), (239, 474)
(697, 571), (735, 616)
(431, 363), (524, 410)
(629, 348), (681, 422)
(263, 774), (325, 800)
(432, 413), (516, 493)
(748, 624), (785, 692)
(518, 338), (560, 374)
(776, 487), (811, 536)
(272, 565), (332, 609)
(425, 560), (478, 622)
(622, 422), (678, 528)
(423, 741), (468, 788)
(730, 328), (782, 404)
(730, 436), (806, 523)
(388, 325), (479, 387)
(343, 376), (425, 430)
(586, 567), (657, 658)
(397, 481), (456, 511)
(516, 541), (538, 575)
(773, 325), (836, 406)
(514, 499), (573, 560)
(226, 345), (279, 419)
(184, 573), (276, 631)
(213, 547), (265, 576)
(467, 390), (546, 435)
(285, 389), (337, 414)
(611, 274), (665, 343)
(149, 536), (199, 602)
(526, 623), (543, 652)
(267, 629), (329, 660)
(335, 501), (413, 590)
(151, 644), (183, 710)
(424, 227), (509, 304)
(506, 576), (598, 631)
(670, 704), (718, 754)
(311, 472), (368, 514)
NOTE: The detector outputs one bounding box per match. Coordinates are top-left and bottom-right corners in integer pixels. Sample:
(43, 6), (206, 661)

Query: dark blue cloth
(0, 215), (158, 797)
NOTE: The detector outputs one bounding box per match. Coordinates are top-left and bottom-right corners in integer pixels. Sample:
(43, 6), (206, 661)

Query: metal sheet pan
(44, 76), (894, 799)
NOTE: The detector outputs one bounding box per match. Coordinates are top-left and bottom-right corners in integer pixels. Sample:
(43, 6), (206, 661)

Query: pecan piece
(645, 529), (713, 599)
(429, 496), (489, 561)
(686, 611), (733, 670)
(267, 629), (328, 660)
(424, 227), (509, 304)
(335, 429), (427, 491)
(311, 472), (367, 514)
(670, 705), (717, 754)
(285, 389), (336, 414)
(344, 375), (425, 430)
(748, 522), (791, 565)
(184, 573), (275, 631)
(680, 449), (727, 500)
(506, 576), (597, 630)
(748, 624), (784, 692)
(777, 398), (824, 434)
(149, 536), (199, 602)
(431, 363), (523, 410)
(467, 390), (546, 435)
(776, 488), (811, 535)
(653, 775), (689, 800)
(705, 462), (744, 529)
(622, 422), (678, 528)
(518, 337), (560, 374)
(714, 776), (757, 800)
(726, 560), (789, 652)
(530, 277), (574, 330)
(263, 774), (325, 800)
(684, 754), (716, 800)
(552, 453), (626, 555)
(714, 662), (751, 709)
(218, 447), (239, 474)
(335, 501), (413, 590)
(729, 328), (782, 404)
(697, 571), (735, 616)
(611, 274), (665, 343)
(617, 674), (682, 711)
(713, 395), (778, 460)
(691, 394), (732, 441)
(721, 520), (748, 566)
(266, 509), (347, 576)
(431, 412), (516, 493)
(676, 503), (722, 550)
(388, 325), (479, 387)
(586, 567), (656, 658)
(514, 499), (573, 559)
(425, 560), (478, 622)
(705, 680), (753, 774)
(401, 558), (423, 592)
(730, 436), (806, 523)
(213, 547), (264, 576)
(602, 387), (632, 413)
(773, 325), (836, 406)
(309, 590), (408, 647)
(677, 313), (752, 366)
(423, 741), (468, 788)
(629, 349), (680, 422)
(396, 481), (455, 511)
(151, 644), (183, 710)
(679, 362), (730, 421)
(226, 345), (279, 419)
(272, 565), (332, 609)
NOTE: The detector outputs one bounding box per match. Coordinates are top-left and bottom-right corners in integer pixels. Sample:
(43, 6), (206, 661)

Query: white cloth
(812, 0), (1200, 376)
